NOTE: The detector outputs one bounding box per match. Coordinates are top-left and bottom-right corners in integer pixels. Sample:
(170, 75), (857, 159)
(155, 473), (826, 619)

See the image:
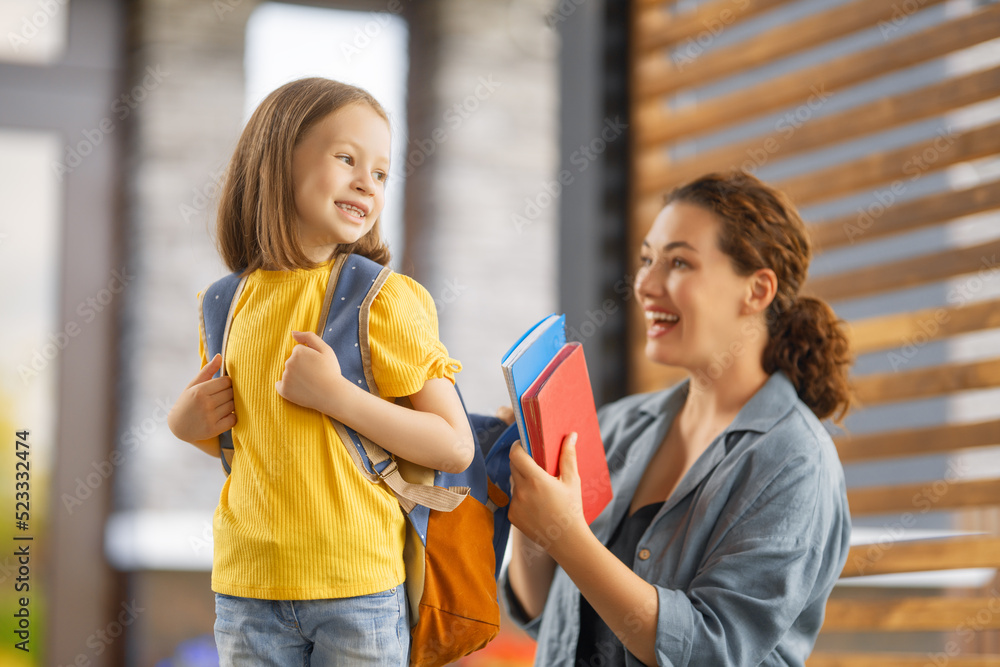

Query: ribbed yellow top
(200, 261), (461, 600)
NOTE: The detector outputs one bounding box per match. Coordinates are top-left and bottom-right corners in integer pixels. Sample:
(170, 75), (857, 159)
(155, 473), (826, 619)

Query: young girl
(167, 78), (474, 666)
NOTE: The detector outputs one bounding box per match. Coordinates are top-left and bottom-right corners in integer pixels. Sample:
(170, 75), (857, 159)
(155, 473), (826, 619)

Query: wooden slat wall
(629, 0), (1000, 661)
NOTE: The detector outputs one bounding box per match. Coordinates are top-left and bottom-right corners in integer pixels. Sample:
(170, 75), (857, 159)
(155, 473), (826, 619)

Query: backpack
(200, 253), (519, 666)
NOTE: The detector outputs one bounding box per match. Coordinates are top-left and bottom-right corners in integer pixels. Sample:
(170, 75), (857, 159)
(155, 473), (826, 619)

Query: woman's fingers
(557, 432), (580, 484)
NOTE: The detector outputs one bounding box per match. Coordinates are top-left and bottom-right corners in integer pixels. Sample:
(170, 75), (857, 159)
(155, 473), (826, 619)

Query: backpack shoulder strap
(321, 254), (468, 514)
(199, 270), (247, 475)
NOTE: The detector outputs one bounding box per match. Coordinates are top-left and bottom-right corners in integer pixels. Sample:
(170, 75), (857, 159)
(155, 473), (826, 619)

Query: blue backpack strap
(319, 254), (470, 521)
(318, 254), (393, 479)
(481, 419), (520, 578)
(199, 271), (247, 476)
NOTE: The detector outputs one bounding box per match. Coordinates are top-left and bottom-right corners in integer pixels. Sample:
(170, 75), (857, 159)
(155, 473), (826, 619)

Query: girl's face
(634, 201), (761, 372)
(291, 103), (391, 262)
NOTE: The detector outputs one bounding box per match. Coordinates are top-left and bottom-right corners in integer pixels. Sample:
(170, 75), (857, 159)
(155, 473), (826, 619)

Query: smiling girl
(167, 78), (473, 666)
(503, 171), (853, 666)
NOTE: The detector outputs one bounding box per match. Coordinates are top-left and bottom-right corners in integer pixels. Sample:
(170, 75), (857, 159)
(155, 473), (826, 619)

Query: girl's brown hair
(216, 77), (392, 273)
(665, 171), (853, 422)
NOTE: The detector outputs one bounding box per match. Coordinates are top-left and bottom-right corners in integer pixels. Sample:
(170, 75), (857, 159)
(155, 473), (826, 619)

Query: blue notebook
(501, 313), (566, 456)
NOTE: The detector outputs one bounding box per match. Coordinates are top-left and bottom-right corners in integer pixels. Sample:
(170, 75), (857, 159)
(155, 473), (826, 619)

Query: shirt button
(638, 548), (651, 561)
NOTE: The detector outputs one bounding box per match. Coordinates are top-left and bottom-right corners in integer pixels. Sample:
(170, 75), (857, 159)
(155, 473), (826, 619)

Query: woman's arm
(509, 437), (660, 664)
(275, 331), (474, 473)
(167, 353), (233, 458)
(511, 430), (842, 666)
(506, 526), (558, 620)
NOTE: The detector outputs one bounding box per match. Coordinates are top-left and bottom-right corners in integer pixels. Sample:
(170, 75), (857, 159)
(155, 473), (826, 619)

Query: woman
(502, 171), (852, 666)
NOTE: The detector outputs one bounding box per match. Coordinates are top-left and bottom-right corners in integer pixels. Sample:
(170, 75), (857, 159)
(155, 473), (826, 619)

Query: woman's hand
(168, 354), (235, 455)
(508, 433), (589, 562)
(275, 331), (350, 416)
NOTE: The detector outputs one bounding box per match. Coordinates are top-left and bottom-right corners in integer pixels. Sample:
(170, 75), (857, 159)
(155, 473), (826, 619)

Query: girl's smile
(291, 103), (391, 262)
(335, 199), (371, 224)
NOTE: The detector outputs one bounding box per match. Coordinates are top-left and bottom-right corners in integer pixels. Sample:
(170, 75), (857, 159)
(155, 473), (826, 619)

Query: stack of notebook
(501, 314), (612, 524)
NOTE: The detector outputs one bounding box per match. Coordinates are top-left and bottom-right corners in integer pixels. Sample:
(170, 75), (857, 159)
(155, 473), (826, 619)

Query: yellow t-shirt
(200, 261), (461, 600)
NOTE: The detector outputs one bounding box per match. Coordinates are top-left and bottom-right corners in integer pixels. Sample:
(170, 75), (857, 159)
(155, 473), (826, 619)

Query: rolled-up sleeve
(647, 455), (831, 667)
(499, 568), (544, 639)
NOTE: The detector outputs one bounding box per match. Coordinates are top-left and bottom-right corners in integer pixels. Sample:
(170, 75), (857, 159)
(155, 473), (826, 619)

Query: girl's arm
(275, 331), (474, 473)
(167, 353), (235, 458)
(508, 436), (659, 664)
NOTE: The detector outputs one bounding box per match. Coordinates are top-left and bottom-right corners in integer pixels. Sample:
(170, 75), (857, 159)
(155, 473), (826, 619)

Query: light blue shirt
(501, 372), (851, 666)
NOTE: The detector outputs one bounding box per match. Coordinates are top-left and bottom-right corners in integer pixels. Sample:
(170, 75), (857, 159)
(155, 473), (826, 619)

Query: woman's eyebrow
(641, 240), (697, 252)
(642, 240), (697, 252)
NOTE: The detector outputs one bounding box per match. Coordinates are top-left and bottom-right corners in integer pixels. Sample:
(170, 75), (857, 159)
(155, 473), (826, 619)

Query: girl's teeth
(338, 203), (365, 217)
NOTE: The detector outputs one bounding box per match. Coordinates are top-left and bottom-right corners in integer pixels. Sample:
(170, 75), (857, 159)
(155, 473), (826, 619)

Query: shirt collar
(636, 371), (799, 437)
(723, 371), (800, 436)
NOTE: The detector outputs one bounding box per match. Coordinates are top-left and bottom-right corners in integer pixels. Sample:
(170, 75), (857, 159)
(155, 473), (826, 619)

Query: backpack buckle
(378, 458), (399, 481)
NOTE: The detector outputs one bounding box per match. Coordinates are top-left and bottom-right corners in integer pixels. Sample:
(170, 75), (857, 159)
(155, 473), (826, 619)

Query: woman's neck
(680, 357), (770, 440)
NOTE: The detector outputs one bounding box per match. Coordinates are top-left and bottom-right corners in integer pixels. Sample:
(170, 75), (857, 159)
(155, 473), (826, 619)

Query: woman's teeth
(645, 311), (679, 324)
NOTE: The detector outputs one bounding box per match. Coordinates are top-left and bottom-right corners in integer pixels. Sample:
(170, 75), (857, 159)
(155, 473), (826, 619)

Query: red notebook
(520, 342), (613, 524)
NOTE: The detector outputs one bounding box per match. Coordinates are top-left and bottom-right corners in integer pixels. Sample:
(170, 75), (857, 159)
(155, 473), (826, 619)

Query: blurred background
(1, 0), (999, 664)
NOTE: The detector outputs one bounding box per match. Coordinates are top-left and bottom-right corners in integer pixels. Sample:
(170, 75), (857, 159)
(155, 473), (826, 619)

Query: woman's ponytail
(763, 296), (853, 422)
(665, 170), (854, 423)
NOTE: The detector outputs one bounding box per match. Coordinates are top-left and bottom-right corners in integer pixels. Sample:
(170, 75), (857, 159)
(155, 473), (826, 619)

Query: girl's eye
(373, 171), (387, 183)
(639, 255), (653, 268)
(337, 154), (353, 165)
(671, 257), (688, 269)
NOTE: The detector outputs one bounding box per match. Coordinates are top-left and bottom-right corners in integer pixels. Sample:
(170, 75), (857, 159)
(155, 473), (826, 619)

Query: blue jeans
(214, 586), (410, 666)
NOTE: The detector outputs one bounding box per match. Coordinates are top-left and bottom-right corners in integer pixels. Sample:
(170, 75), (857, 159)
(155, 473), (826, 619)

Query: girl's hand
(168, 353), (237, 444)
(496, 405), (515, 426)
(508, 433), (589, 562)
(275, 331), (349, 415)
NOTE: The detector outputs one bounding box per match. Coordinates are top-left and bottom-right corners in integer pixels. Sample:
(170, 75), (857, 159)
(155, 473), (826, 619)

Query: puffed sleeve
(368, 273), (463, 398)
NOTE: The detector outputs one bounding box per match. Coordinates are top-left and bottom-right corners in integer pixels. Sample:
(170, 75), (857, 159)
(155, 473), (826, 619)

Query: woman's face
(634, 201), (760, 372)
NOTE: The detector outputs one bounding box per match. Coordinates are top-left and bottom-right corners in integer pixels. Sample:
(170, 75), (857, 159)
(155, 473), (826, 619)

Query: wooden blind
(629, 0), (1000, 661)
